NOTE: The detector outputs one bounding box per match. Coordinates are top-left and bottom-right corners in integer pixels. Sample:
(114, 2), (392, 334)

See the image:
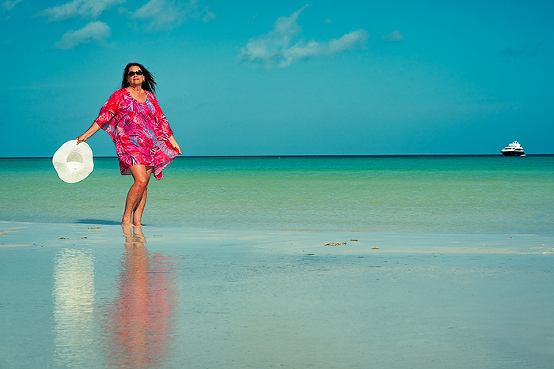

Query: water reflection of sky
(52, 226), (178, 368)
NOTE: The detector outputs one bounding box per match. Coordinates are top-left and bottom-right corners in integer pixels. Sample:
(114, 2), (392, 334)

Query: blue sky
(1, 0), (553, 157)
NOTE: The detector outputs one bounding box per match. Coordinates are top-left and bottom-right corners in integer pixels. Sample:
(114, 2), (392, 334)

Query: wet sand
(1, 221), (553, 368)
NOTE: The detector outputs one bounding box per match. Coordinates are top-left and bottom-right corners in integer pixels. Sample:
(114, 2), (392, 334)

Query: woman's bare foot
(121, 219), (134, 227)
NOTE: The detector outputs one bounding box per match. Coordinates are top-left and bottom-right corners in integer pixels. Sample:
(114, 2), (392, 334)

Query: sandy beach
(1, 220), (553, 368)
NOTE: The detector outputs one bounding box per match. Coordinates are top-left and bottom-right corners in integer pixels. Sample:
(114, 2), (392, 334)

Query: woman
(77, 63), (181, 226)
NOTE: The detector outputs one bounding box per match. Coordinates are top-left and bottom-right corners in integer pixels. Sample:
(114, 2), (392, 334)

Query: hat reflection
(53, 248), (96, 367)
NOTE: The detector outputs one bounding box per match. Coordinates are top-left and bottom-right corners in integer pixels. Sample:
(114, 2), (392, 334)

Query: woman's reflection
(106, 225), (178, 367)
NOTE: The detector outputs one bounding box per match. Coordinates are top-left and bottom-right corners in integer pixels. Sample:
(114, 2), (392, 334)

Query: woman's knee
(133, 177), (149, 190)
(129, 165), (151, 189)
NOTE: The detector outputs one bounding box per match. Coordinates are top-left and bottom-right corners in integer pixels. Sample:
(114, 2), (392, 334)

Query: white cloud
(383, 30), (404, 42)
(202, 7), (215, 23)
(53, 21), (111, 49)
(131, 0), (215, 31)
(38, 0), (125, 21)
(279, 30), (368, 67)
(240, 6), (368, 68)
(2, 0), (22, 12)
(328, 30), (369, 53)
(239, 6), (306, 66)
(131, 0), (179, 29)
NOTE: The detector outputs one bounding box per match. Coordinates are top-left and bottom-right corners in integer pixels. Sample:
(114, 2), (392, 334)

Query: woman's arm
(149, 94), (181, 155)
(77, 122), (102, 144)
(168, 135), (182, 155)
(78, 89), (121, 143)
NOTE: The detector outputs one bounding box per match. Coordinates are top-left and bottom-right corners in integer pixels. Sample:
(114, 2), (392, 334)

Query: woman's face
(126, 65), (145, 87)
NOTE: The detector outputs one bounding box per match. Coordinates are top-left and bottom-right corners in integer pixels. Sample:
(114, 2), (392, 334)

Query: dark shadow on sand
(76, 219), (122, 226)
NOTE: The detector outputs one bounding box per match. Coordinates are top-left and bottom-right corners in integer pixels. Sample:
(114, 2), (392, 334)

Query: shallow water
(1, 223), (553, 368)
(1, 155), (553, 234)
(2, 156), (553, 368)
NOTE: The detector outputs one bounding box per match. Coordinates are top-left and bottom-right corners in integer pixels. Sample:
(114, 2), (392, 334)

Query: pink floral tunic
(95, 88), (179, 180)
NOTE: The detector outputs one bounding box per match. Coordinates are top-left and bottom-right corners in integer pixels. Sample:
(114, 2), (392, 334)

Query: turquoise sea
(1, 155), (553, 234)
(2, 156), (554, 369)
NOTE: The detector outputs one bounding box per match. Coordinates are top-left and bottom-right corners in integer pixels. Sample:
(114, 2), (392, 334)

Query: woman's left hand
(173, 143), (182, 155)
(168, 136), (182, 155)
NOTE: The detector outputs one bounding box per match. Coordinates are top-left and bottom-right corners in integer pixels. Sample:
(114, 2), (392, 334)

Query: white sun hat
(52, 140), (94, 183)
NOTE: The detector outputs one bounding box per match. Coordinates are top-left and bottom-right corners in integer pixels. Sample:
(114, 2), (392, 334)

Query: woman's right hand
(76, 134), (87, 144)
(76, 122), (101, 144)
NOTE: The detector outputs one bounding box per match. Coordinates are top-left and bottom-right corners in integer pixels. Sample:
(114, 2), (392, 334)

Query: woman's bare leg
(121, 165), (153, 226)
(133, 185), (149, 226)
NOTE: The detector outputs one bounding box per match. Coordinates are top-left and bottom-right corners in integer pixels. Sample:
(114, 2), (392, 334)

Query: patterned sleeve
(148, 92), (173, 138)
(94, 90), (121, 129)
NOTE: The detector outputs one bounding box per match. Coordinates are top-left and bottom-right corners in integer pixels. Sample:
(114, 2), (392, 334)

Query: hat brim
(52, 140), (94, 183)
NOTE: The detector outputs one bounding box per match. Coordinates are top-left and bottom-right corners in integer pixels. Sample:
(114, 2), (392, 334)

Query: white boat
(501, 141), (525, 156)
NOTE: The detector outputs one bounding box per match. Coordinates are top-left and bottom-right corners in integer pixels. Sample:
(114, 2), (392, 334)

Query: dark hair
(121, 62), (157, 94)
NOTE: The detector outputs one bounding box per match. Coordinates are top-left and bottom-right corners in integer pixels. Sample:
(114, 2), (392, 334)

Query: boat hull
(501, 141), (525, 156)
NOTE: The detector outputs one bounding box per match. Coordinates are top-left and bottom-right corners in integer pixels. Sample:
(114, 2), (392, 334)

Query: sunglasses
(127, 70), (143, 77)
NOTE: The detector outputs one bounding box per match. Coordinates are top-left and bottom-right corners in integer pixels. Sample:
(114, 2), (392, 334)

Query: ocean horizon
(4, 153), (554, 159)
